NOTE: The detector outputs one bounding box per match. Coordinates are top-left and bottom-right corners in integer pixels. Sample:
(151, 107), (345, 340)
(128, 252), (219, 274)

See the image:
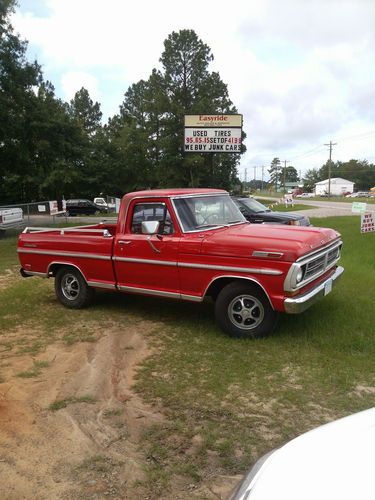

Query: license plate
(324, 279), (332, 296)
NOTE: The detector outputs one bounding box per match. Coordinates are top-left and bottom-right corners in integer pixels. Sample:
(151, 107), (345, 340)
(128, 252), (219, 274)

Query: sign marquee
(184, 114), (243, 153)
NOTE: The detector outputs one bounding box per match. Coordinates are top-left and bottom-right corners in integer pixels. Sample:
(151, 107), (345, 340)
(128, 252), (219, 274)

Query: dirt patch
(0, 321), (165, 499)
(0, 266), (21, 291)
(0, 320), (240, 499)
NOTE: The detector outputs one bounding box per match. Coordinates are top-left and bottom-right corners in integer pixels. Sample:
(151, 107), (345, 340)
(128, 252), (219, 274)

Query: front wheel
(215, 282), (278, 338)
(55, 267), (95, 309)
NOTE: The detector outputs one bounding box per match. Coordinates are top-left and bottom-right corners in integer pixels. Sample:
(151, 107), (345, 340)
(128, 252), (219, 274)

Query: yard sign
(361, 213), (375, 233)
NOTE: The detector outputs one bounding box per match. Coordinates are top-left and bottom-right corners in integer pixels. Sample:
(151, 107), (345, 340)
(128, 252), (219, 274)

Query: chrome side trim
(18, 248), (112, 260)
(113, 257), (177, 266)
(113, 257), (281, 275)
(180, 294), (203, 302)
(203, 275), (275, 310)
(87, 281), (116, 290)
(179, 262), (283, 275)
(118, 285), (181, 299)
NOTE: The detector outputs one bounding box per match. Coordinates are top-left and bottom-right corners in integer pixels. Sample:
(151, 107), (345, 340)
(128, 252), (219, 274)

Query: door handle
(118, 240), (131, 245)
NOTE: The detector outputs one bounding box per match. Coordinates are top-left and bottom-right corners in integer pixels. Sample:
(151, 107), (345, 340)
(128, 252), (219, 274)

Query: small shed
(314, 178), (354, 196)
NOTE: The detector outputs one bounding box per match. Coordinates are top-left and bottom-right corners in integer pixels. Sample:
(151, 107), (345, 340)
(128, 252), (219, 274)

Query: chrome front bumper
(284, 266), (344, 314)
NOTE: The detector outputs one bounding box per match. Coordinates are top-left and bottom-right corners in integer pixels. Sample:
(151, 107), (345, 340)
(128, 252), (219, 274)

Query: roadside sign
(361, 213), (375, 233)
(184, 114), (243, 153)
(352, 202), (366, 214)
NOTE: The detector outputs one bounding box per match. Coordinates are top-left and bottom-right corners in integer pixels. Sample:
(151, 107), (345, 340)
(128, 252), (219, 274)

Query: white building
(314, 177), (354, 196)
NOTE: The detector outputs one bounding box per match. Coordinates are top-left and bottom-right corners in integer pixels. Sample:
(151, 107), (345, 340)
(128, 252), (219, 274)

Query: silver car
(231, 408), (375, 500)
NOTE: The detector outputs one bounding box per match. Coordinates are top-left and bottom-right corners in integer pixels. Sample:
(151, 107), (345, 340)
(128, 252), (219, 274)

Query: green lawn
(1, 218), (375, 495)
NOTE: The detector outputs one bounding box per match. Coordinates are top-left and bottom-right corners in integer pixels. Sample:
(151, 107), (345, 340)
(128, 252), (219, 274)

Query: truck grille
(300, 241), (342, 286)
(284, 240), (343, 292)
(304, 255), (326, 279)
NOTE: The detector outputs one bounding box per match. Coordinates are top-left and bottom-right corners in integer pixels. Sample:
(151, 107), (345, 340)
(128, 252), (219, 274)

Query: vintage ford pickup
(18, 189), (344, 338)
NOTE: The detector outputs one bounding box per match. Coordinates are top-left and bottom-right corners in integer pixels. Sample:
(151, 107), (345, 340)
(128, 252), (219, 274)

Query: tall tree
(0, 1), (42, 202)
(110, 29), (244, 191)
(268, 157), (281, 190)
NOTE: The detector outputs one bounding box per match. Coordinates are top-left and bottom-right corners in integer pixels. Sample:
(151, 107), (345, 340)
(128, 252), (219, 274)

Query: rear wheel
(55, 267), (94, 309)
(215, 282), (278, 338)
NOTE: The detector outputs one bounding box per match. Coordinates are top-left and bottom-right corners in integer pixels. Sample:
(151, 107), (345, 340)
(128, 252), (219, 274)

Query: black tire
(55, 266), (95, 309)
(215, 282), (278, 339)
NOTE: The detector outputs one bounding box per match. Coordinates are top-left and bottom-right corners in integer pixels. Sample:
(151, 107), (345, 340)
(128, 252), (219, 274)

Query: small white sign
(49, 200), (58, 215)
(38, 205), (46, 212)
(352, 202), (366, 214)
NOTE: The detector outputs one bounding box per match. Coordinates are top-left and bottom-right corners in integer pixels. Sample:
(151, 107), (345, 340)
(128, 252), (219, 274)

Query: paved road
(258, 198), (375, 218)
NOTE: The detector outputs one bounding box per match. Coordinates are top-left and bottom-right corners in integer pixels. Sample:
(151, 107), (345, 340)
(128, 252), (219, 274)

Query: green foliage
(303, 159), (375, 191)
(268, 157), (281, 189)
(1, 24), (244, 202)
(108, 29), (244, 191)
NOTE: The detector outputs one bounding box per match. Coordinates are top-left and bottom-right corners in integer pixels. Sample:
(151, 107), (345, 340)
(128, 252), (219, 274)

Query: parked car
(232, 197), (310, 226)
(93, 197), (109, 212)
(296, 192), (315, 198)
(0, 207), (24, 234)
(65, 199), (106, 216)
(346, 191), (370, 198)
(231, 407), (375, 500)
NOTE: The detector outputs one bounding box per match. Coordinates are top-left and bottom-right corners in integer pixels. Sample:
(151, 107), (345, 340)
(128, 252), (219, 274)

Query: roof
(315, 178), (354, 185)
(123, 188), (227, 199)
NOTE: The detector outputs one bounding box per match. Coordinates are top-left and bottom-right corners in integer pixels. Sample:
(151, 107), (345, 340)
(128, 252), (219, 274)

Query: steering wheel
(199, 213), (220, 225)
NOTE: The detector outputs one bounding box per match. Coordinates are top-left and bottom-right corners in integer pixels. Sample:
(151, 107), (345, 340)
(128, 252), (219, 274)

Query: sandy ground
(0, 322), (240, 499)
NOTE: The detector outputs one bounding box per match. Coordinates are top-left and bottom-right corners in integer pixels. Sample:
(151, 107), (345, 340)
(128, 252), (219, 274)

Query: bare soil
(0, 321), (240, 499)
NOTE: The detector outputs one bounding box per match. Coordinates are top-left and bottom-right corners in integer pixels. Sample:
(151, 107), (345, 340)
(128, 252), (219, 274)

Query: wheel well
(206, 277), (272, 305)
(48, 262), (87, 282)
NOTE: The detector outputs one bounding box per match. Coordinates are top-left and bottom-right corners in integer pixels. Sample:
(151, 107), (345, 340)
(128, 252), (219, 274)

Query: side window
(131, 203), (174, 235)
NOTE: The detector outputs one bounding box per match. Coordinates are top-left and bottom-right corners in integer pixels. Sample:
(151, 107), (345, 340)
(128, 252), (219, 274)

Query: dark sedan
(66, 199), (106, 216)
(232, 197), (310, 226)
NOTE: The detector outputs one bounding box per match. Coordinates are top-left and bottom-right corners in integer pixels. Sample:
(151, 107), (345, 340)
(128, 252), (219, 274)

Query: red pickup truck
(18, 189), (344, 339)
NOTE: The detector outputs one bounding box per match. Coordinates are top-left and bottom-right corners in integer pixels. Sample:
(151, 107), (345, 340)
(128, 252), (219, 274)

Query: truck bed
(18, 223), (118, 288)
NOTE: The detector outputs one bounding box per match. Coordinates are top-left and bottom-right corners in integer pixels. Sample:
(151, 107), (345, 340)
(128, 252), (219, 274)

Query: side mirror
(239, 206), (246, 213)
(141, 220), (160, 235)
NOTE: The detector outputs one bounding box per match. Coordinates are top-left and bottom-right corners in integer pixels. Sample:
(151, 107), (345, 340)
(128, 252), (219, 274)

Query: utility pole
(253, 166), (256, 190)
(244, 168), (248, 190)
(324, 141), (337, 197)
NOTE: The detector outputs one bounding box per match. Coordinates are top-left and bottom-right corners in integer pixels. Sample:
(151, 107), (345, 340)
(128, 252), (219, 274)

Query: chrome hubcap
(228, 294), (264, 330)
(61, 273), (80, 300)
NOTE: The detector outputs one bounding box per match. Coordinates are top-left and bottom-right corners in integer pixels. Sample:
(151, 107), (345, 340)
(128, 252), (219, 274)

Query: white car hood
(243, 408), (375, 500)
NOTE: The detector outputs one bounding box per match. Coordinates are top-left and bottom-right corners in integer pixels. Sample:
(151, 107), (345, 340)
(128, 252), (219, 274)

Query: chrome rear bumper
(284, 266), (344, 314)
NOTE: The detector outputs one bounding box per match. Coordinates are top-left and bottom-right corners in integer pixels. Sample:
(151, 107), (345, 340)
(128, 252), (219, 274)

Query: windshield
(173, 194), (246, 232)
(239, 197), (270, 213)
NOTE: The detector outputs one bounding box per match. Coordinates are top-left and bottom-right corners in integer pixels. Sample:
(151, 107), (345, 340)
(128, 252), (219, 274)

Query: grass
(131, 216), (375, 493)
(16, 359), (49, 378)
(1, 217), (375, 495)
(49, 394), (96, 411)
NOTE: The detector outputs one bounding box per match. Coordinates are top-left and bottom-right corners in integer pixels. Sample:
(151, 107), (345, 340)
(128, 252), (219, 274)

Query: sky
(11, 0), (375, 182)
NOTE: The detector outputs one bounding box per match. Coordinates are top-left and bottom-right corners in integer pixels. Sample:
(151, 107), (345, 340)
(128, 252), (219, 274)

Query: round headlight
(296, 268), (304, 283)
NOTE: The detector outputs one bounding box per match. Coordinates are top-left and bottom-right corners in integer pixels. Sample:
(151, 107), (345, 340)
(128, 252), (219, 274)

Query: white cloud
(60, 71), (100, 103)
(12, 0), (375, 178)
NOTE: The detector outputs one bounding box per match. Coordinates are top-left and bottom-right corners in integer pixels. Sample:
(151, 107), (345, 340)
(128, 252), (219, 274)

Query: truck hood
(201, 223), (340, 262)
